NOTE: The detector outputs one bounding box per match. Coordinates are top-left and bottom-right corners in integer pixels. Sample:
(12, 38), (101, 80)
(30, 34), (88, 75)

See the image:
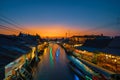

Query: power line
(0, 15), (31, 33)
(0, 18), (23, 32)
(0, 25), (19, 33)
(0, 15), (24, 27)
(1, 15), (30, 31)
(0, 27), (17, 33)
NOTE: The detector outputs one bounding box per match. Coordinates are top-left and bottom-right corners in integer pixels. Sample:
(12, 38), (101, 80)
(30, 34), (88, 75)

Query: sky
(0, 0), (120, 38)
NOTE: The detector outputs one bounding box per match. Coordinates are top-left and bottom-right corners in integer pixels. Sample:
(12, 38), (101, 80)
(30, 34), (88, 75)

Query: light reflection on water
(55, 47), (60, 63)
(74, 75), (80, 80)
(33, 43), (80, 80)
(49, 46), (54, 68)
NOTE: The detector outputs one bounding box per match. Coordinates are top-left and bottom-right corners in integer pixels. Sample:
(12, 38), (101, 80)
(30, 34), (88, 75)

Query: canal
(33, 43), (80, 80)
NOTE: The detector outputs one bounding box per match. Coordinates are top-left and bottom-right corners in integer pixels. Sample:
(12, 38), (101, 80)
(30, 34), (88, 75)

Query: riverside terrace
(63, 36), (120, 74)
(0, 33), (42, 80)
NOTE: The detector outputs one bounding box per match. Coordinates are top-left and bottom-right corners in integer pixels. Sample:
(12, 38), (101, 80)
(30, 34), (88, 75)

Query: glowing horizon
(24, 24), (84, 38)
(0, 24), (120, 38)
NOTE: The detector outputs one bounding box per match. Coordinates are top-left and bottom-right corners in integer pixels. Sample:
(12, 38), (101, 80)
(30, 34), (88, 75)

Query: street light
(114, 59), (117, 72)
(114, 59), (117, 62)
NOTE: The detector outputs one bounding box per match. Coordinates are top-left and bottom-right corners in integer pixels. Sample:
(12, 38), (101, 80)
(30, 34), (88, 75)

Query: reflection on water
(33, 43), (80, 80)
(74, 74), (80, 80)
(55, 47), (60, 63)
(56, 47), (60, 57)
(49, 46), (54, 67)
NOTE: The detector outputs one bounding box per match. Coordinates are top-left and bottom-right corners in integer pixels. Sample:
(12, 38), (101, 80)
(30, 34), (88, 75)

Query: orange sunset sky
(0, 24), (119, 38)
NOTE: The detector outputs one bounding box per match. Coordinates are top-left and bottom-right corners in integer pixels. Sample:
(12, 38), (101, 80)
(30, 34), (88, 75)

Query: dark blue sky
(0, 0), (120, 36)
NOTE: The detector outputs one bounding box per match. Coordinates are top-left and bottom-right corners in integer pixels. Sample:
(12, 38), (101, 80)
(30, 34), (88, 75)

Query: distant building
(70, 35), (111, 44)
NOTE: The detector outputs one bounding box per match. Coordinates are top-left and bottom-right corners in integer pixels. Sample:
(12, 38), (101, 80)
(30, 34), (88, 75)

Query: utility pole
(66, 32), (67, 39)
(68, 30), (70, 38)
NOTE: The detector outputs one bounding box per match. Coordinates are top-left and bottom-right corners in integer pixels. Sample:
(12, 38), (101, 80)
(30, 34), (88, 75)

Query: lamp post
(114, 59), (117, 72)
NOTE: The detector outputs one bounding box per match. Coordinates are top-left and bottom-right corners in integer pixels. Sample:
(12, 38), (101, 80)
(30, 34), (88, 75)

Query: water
(33, 43), (80, 80)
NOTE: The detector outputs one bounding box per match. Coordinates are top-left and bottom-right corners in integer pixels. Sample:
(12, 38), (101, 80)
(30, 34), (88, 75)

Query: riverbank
(61, 43), (120, 79)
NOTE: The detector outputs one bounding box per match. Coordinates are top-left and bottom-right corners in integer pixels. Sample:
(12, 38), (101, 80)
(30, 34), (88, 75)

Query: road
(33, 43), (80, 80)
